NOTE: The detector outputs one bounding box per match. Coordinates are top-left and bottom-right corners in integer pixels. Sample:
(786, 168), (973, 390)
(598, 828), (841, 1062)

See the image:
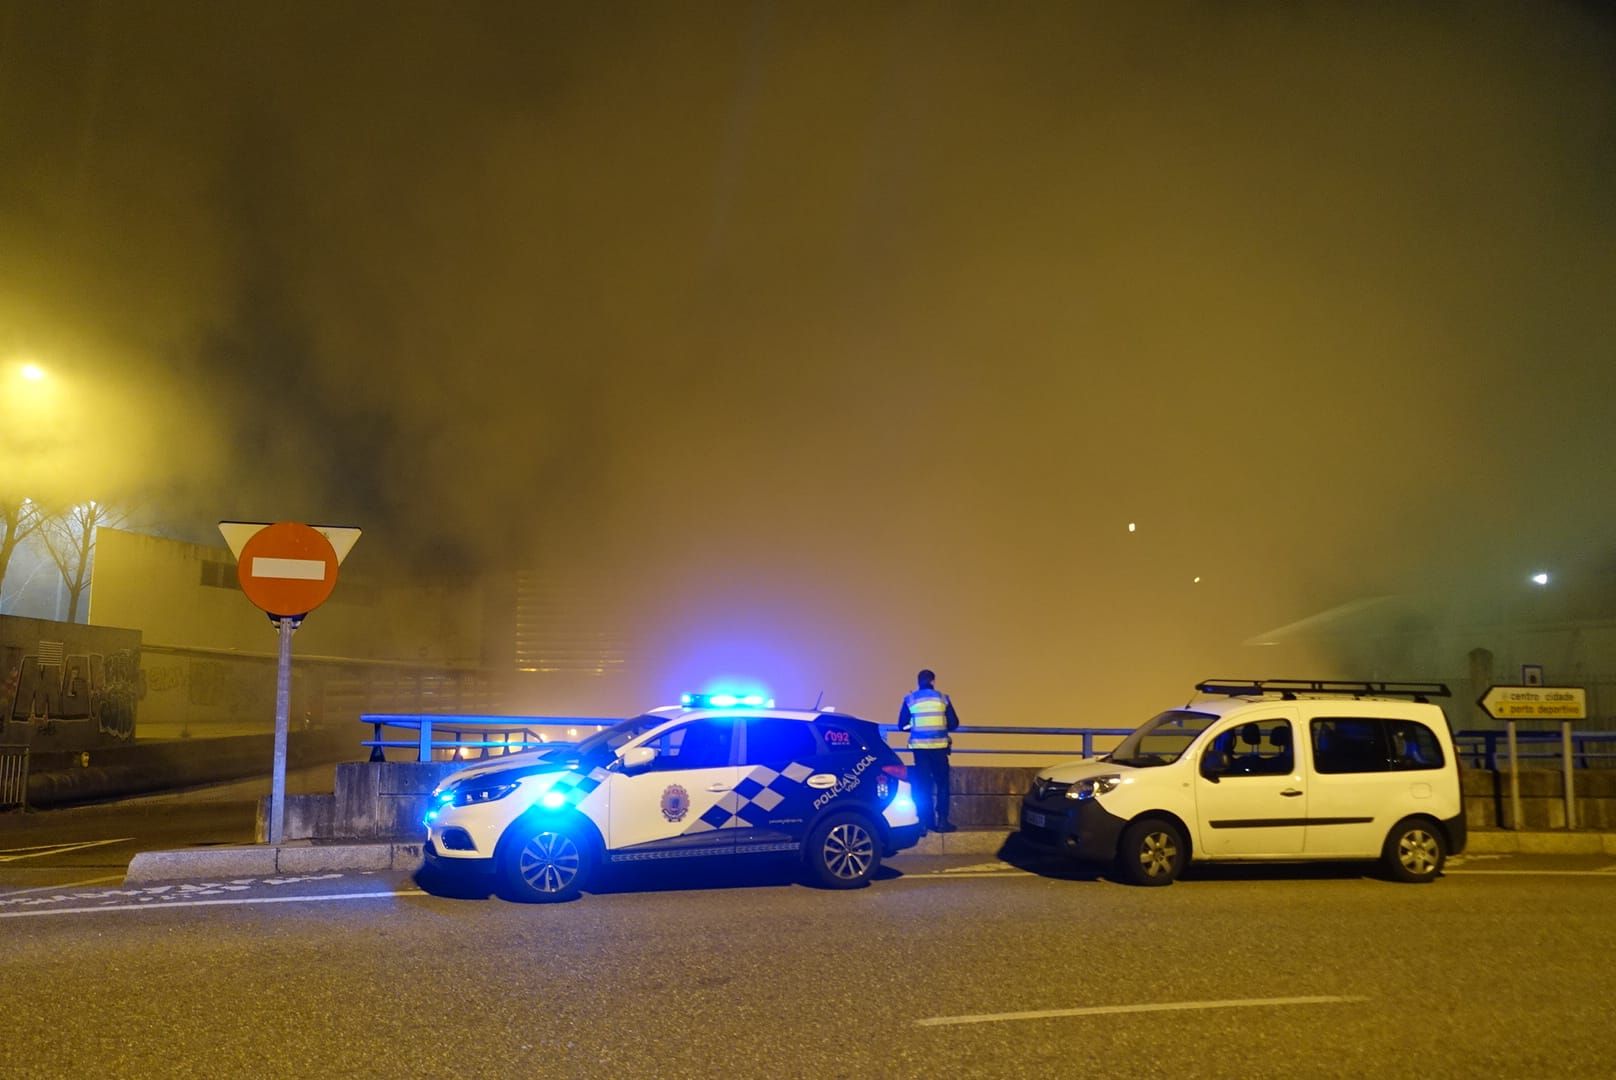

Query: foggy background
(3, 2), (1614, 723)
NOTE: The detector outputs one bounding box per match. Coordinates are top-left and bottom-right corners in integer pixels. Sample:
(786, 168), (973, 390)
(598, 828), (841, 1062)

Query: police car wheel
(1115, 817), (1185, 886)
(503, 826), (591, 903)
(805, 813), (880, 889)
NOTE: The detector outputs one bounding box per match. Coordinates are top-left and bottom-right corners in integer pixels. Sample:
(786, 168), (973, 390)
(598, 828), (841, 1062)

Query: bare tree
(0, 495), (49, 608)
(39, 500), (127, 623)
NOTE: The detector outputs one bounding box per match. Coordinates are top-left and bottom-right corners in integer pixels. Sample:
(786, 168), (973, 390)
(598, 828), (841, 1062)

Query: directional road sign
(1477, 685), (1587, 721)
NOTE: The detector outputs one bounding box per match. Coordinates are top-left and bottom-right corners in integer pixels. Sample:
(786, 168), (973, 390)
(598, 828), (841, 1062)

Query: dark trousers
(911, 748), (952, 829)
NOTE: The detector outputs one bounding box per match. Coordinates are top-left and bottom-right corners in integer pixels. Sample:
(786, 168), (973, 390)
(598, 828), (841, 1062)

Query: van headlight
(451, 779), (522, 807)
(1066, 775), (1122, 800)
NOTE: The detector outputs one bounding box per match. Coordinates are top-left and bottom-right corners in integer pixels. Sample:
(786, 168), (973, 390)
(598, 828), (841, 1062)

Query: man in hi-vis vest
(898, 669), (961, 833)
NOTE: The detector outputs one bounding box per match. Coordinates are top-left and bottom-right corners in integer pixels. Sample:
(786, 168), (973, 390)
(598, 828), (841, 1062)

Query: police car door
(607, 716), (742, 857)
(727, 716), (824, 855)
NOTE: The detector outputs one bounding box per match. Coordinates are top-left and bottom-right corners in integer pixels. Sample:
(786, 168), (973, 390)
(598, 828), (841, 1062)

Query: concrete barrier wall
(261, 760), (1616, 843)
(24, 727), (355, 808)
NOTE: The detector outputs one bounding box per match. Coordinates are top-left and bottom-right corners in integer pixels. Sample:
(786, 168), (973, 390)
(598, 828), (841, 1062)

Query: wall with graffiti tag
(0, 614), (143, 752)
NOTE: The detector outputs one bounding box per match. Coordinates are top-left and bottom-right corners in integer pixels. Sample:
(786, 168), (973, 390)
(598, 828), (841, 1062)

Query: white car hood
(436, 745), (571, 789)
(1036, 757), (1140, 784)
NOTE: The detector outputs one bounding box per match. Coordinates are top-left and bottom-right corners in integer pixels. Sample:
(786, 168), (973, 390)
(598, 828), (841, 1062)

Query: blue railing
(360, 714), (617, 763)
(880, 724), (1133, 761)
(360, 714), (1131, 765)
(359, 714), (1616, 771)
(1454, 729), (1616, 771)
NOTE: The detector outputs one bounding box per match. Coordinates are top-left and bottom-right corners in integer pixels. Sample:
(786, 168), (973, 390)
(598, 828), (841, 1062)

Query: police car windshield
(573, 714), (669, 766)
(1106, 710), (1219, 767)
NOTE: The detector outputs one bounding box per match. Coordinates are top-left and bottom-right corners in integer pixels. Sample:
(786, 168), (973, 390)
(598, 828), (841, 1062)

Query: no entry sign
(232, 521), (340, 617)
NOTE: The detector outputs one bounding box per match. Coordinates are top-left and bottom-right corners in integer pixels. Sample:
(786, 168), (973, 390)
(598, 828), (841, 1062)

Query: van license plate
(1024, 811), (1047, 828)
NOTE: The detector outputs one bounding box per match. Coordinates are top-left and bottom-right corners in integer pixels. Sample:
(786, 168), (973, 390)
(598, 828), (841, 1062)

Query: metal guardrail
(1, 745), (29, 812)
(1454, 729), (1616, 771)
(360, 715), (1132, 765)
(881, 724), (1133, 761)
(360, 714), (617, 763)
(356, 715), (1616, 772)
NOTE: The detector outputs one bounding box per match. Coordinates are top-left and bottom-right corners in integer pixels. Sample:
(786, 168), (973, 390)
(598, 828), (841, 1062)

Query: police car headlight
(1067, 775), (1122, 800)
(451, 780), (522, 807)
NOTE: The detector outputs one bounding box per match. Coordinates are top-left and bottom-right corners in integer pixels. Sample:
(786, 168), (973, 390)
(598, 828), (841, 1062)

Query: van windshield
(1106, 710), (1219, 767)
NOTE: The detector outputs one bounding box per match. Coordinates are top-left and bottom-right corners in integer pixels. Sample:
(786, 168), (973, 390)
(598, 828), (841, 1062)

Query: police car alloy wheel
(1382, 816), (1445, 884)
(805, 812), (880, 889)
(503, 825), (593, 902)
(1116, 817), (1186, 886)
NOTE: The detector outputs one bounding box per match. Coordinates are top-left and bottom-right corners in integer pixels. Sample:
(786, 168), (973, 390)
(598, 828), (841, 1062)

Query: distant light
(567, 728), (578, 738)
(1192, 576), (1201, 584)
(1531, 572), (1550, 586)
(539, 790), (567, 810)
(20, 363), (45, 382)
(1127, 522), (1136, 533)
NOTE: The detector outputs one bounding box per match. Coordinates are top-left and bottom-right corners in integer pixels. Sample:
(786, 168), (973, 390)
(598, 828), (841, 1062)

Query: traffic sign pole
(1505, 720), (1521, 831)
(1562, 720), (1577, 830)
(270, 616), (296, 845)
(219, 521), (361, 848)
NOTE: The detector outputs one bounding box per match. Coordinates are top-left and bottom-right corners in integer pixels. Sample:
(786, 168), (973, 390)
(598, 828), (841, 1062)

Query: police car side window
(645, 719), (734, 771)
(743, 718), (817, 765)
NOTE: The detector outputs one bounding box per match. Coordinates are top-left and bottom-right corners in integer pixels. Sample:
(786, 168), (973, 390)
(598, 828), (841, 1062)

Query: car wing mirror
(618, 745), (657, 773)
(1201, 749), (1229, 782)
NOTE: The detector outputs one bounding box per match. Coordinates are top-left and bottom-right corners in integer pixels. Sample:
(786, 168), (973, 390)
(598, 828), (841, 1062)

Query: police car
(423, 694), (922, 901)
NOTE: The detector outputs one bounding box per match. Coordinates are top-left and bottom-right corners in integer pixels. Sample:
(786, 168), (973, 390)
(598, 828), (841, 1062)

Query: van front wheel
(1116, 817), (1186, 886)
(1382, 817), (1445, 883)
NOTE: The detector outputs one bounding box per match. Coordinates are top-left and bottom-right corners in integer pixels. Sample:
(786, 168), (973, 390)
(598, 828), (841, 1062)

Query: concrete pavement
(122, 825), (1616, 883)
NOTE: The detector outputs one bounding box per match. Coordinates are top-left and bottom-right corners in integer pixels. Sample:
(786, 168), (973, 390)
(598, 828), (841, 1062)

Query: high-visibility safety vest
(905, 688), (951, 750)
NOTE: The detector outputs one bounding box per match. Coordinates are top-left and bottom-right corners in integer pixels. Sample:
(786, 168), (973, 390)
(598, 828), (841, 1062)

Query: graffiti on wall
(1, 642), (142, 742)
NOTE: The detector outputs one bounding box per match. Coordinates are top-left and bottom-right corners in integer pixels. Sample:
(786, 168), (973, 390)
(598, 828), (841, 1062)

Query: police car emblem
(661, 783), (690, 822)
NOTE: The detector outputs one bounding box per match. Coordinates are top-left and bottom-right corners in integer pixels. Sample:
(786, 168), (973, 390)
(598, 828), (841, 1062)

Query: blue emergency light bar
(681, 692), (775, 709)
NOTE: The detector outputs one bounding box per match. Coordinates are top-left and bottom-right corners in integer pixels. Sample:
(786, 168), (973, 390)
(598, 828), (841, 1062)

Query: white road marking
(1445, 869), (1616, 877)
(0, 888), (425, 919)
(916, 995), (1369, 1028)
(902, 869), (1035, 879)
(0, 838), (134, 862)
(0, 874), (126, 897)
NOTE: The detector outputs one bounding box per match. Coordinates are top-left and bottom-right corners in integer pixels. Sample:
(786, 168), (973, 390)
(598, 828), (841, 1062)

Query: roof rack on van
(1195, 679), (1451, 702)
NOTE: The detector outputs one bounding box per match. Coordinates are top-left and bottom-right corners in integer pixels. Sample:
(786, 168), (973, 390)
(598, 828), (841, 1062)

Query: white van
(1019, 679), (1466, 885)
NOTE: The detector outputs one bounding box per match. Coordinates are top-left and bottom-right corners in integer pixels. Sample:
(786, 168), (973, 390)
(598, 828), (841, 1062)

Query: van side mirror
(619, 745), (657, 773)
(1201, 750), (1230, 783)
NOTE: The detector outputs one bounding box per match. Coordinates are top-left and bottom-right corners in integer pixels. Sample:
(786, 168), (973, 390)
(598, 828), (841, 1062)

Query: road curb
(909, 827), (1616, 858)
(118, 826), (1616, 884)
(124, 842), (424, 884)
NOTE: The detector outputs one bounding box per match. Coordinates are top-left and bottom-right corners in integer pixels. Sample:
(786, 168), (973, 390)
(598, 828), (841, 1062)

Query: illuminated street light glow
(20, 362), (45, 382)
(1531, 572), (1549, 586)
(1127, 522), (1136, 533)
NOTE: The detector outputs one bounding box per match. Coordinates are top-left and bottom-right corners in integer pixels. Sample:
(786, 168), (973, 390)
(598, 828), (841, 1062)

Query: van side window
(1386, 719), (1444, 771)
(1311, 718), (1393, 774)
(1208, 718), (1294, 776)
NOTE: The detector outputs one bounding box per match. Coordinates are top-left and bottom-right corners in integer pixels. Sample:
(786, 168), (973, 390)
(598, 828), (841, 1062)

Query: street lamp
(19, 362), (45, 382)
(1530, 572), (1550, 587)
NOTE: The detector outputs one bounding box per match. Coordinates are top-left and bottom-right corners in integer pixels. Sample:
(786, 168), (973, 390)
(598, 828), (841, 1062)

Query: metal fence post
(418, 716), (433, 762)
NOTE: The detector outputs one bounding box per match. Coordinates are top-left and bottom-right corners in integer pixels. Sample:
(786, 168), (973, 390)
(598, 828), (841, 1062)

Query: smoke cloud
(3, 2), (1613, 719)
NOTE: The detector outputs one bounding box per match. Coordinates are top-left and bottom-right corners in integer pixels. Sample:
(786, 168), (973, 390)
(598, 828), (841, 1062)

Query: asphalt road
(4, 838), (1615, 1079)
